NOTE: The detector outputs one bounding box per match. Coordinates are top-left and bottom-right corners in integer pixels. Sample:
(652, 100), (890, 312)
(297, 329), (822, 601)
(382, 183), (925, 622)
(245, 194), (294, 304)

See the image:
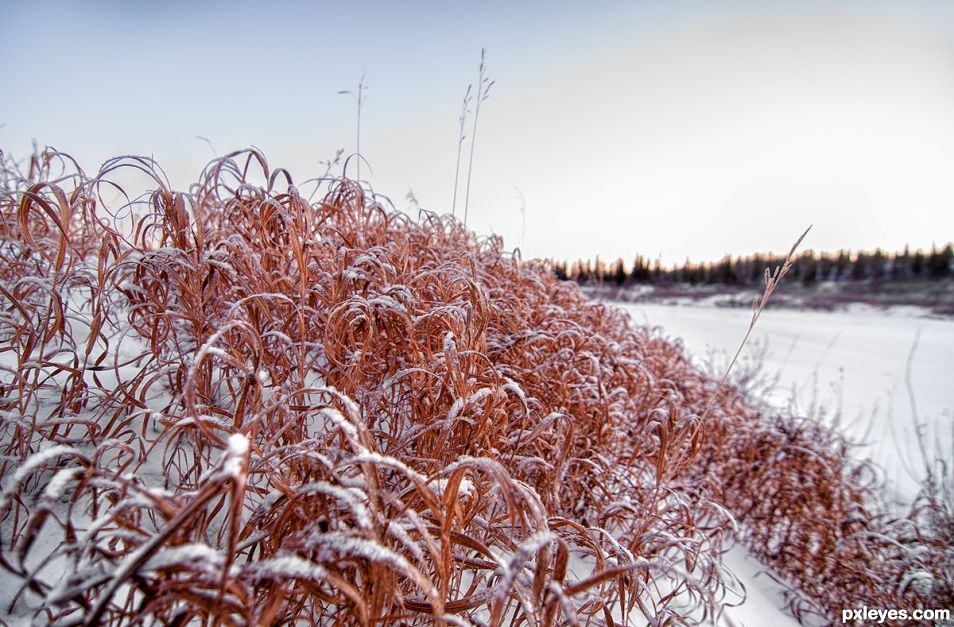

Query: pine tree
(612, 258), (627, 286)
(835, 250), (850, 281)
(912, 250), (925, 278)
(851, 252), (867, 281)
(928, 244), (952, 279)
(870, 249), (885, 282)
(798, 250), (818, 285)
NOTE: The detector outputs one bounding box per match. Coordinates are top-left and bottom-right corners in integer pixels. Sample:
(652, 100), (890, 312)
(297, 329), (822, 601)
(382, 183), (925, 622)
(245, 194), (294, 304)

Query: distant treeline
(553, 243), (954, 287)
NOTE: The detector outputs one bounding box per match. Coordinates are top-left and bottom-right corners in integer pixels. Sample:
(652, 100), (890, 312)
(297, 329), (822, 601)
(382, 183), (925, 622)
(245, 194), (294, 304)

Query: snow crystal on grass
(243, 555), (328, 582)
(222, 432), (249, 477)
(297, 481), (372, 529)
(145, 543), (223, 573)
(427, 476), (475, 499)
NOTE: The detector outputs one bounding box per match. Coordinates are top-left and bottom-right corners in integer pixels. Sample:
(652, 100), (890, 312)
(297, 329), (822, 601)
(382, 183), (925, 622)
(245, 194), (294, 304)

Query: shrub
(0, 148), (948, 625)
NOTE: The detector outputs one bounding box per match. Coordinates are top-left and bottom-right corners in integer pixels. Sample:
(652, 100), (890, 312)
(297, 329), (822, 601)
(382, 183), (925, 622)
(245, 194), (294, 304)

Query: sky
(2, 0), (953, 267)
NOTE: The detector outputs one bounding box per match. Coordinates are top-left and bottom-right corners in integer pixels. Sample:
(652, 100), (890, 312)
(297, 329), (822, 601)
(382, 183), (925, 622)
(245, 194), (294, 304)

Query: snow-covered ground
(622, 302), (954, 502)
(620, 301), (954, 626)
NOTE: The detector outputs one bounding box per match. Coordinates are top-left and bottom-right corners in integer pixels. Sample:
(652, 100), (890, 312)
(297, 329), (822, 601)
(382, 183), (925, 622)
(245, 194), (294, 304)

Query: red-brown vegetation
(0, 149), (949, 625)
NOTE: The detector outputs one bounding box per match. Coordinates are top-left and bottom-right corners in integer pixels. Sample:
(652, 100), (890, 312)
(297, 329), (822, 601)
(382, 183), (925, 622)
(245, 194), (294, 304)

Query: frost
(227, 432), (249, 457)
(298, 481), (372, 529)
(243, 554), (328, 582)
(0, 445), (87, 515)
(387, 520), (426, 567)
(493, 530), (556, 600)
(306, 531), (413, 576)
(506, 411), (564, 446)
(443, 332), (457, 353)
(444, 388), (494, 427)
(500, 378), (527, 402)
(348, 451), (427, 485)
(445, 398), (465, 424)
(369, 295), (406, 314)
(222, 433), (249, 477)
(321, 407), (362, 448)
(898, 568), (934, 596)
(40, 467), (84, 503)
(428, 476), (475, 499)
(145, 543), (223, 573)
(173, 414), (233, 429)
(261, 330), (293, 344)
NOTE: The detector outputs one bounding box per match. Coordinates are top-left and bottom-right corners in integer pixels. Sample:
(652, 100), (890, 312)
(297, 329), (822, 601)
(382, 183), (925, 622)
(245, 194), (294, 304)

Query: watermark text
(842, 606), (950, 624)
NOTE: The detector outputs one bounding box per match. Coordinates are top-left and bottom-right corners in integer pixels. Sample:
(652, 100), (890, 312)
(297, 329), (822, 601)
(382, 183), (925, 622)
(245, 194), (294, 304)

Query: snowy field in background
(620, 301), (954, 626)
(622, 302), (954, 502)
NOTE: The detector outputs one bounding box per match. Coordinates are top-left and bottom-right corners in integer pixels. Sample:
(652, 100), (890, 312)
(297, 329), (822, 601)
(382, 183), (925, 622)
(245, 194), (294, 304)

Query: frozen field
(621, 302), (954, 503)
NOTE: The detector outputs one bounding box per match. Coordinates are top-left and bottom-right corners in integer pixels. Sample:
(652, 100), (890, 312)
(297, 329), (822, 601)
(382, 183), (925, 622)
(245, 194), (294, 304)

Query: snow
(368, 294), (407, 314)
(348, 451), (428, 485)
(443, 331), (457, 353)
(427, 476), (476, 500)
(719, 544), (804, 627)
(622, 302), (953, 502)
(222, 432), (249, 477)
(493, 530), (556, 600)
(145, 543), (223, 573)
(242, 554), (329, 582)
(297, 481), (372, 529)
(0, 446), (87, 515)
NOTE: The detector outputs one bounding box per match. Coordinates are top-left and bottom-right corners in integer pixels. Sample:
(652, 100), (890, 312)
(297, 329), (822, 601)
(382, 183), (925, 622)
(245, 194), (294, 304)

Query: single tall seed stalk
(451, 85), (472, 218)
(339, 74), (367, 181)
(463, 49), (493, 226)
(700, 225), (811, 422)
(515, 186), (526, 249)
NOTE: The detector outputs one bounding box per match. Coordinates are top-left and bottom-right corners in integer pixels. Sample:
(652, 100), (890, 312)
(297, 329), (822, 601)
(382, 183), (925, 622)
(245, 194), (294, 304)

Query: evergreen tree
(651, 258), (663, 284)
(870, 249), (885, 281)
(612, 258), (627, 286)
(851, 252), (867, 281)
(893, 246), (911, 280)
(555, 241), (952, 290)
(629, 255), (650, 283)
(912, 251), (925, 278)
(928, 244), (953, 278)
(798, 250), (818, 285)
(715, 255), (735, 284)
(750, 253), (763, 284)
(818, 253), (834, 282)
(835, 250), (850, 281)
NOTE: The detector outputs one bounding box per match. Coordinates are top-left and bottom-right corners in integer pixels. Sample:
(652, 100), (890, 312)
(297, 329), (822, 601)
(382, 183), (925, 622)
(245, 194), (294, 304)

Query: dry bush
(0, 147), (949, 626)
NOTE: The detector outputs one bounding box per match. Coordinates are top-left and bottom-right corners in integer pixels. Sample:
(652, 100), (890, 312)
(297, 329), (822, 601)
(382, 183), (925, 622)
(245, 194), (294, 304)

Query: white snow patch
(223, 433), (249, 477)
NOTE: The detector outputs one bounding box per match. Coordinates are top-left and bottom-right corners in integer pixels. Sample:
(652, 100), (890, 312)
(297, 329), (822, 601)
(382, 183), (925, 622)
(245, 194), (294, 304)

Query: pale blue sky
(3, 1), (953, 265)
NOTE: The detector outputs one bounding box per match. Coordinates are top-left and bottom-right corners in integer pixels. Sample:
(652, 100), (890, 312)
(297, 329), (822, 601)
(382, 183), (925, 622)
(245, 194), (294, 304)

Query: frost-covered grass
(0, 148), (950, 625)
(622, 302), (954, 504)
(622, 303), (954, 622)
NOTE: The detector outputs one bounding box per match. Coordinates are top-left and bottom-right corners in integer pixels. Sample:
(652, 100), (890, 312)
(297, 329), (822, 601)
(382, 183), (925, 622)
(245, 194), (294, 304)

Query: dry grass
(0, 147), (949, 625)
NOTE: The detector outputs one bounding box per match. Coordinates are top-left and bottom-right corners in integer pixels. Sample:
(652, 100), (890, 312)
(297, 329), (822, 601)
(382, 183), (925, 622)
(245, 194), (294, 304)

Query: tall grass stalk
(463, 49), (493, 226)
(516, 186), (526, 249)
(701, 225), (811, 422)
(338, 73), (367, 181)
(451, 85), (472, 218)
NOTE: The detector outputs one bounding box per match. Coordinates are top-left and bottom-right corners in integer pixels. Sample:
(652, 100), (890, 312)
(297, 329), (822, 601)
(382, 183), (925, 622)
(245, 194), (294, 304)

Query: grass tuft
(0, 147), (949, 625)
